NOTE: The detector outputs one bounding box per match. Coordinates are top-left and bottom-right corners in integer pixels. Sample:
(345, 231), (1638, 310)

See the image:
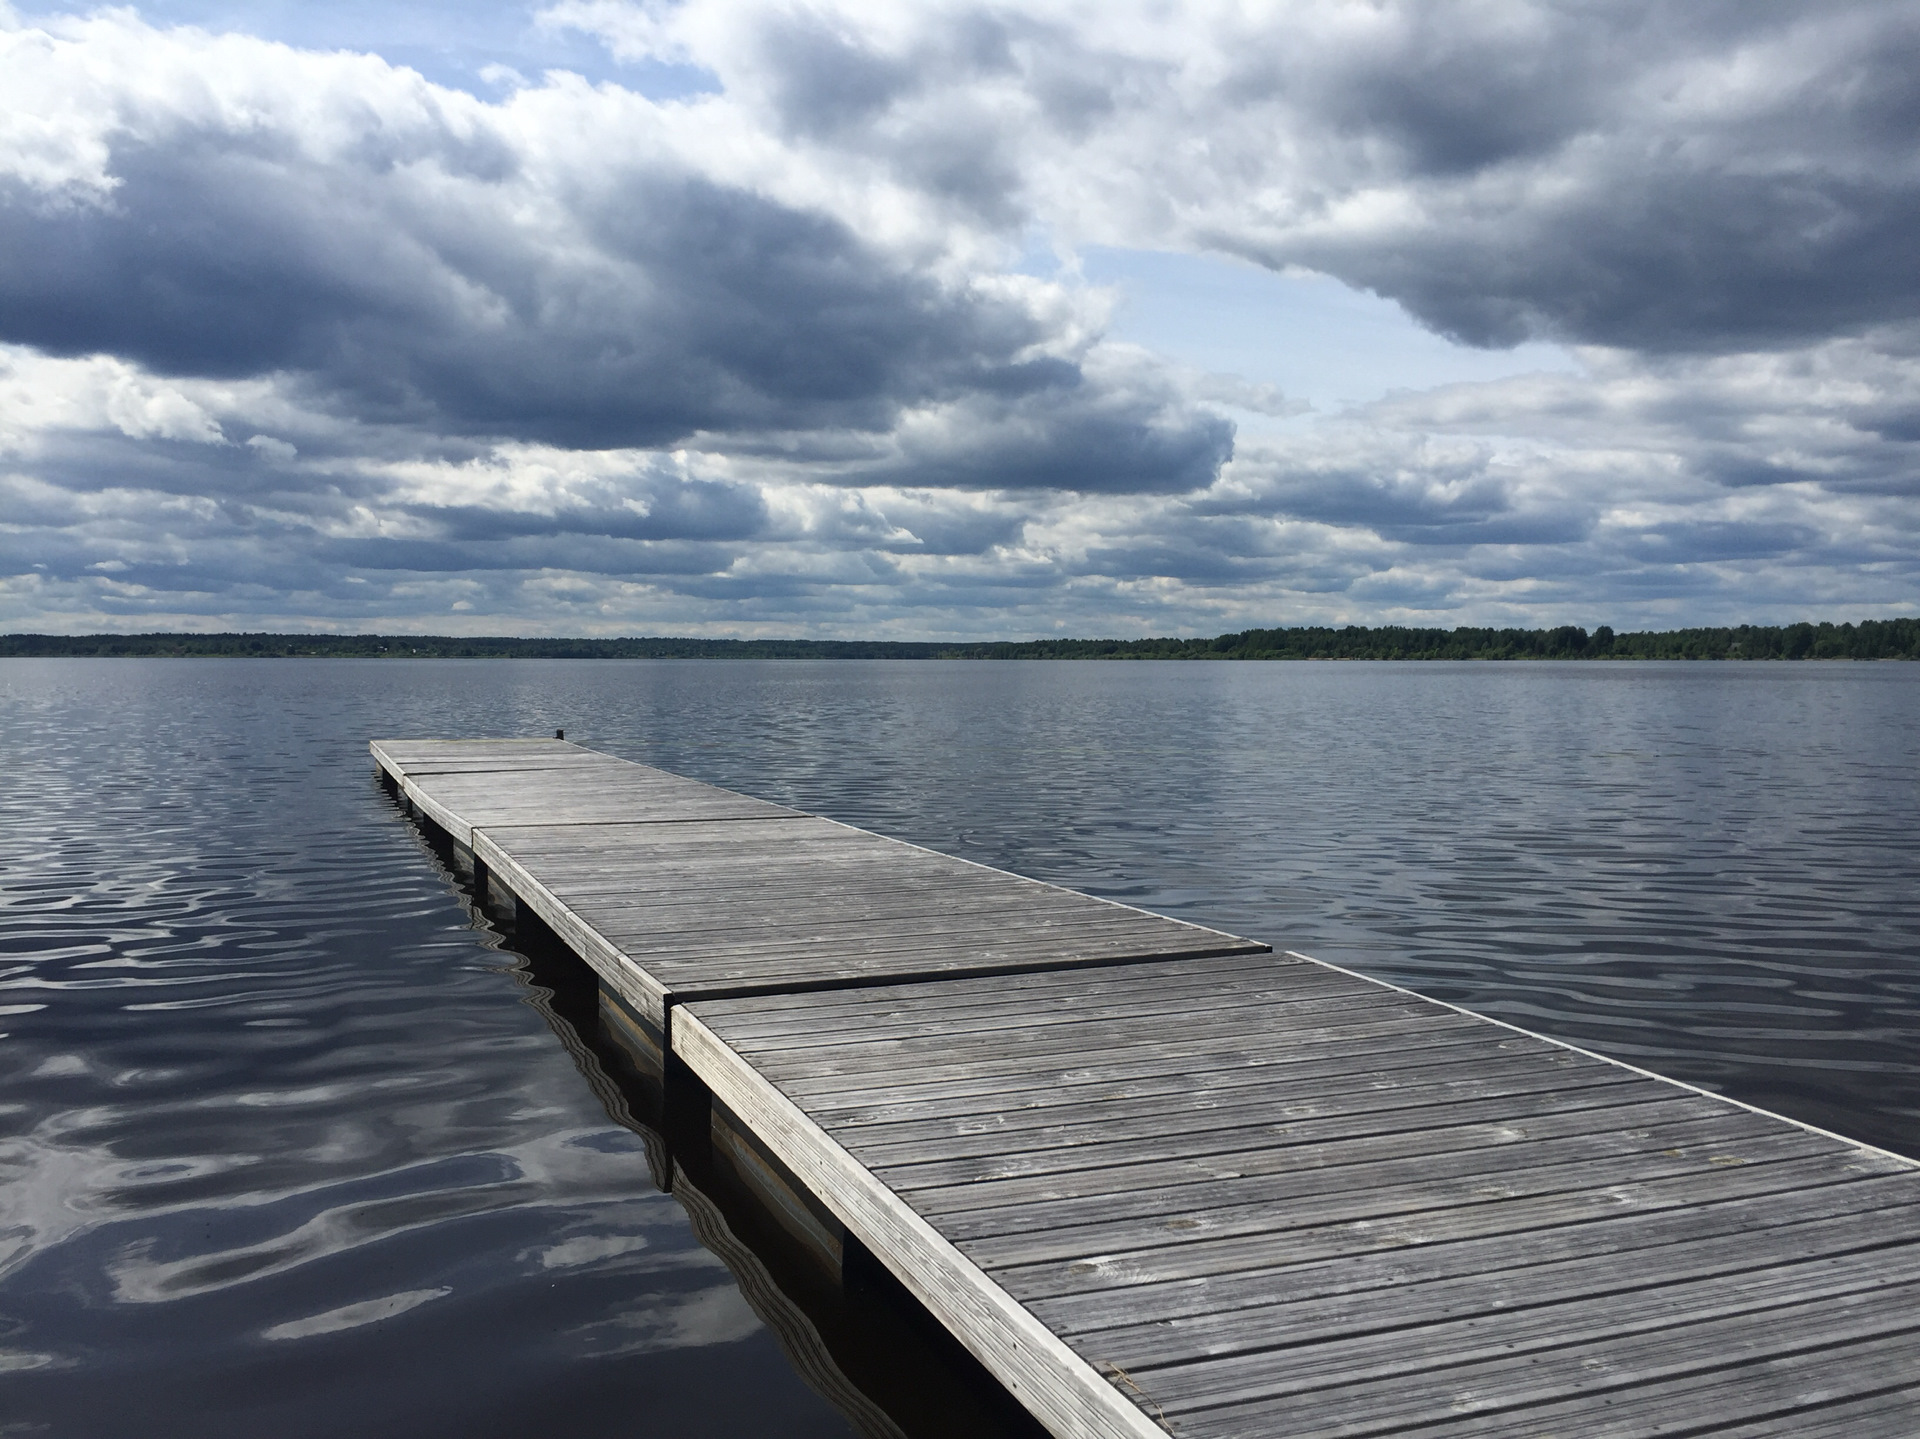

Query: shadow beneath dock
(386, 776), (1046, 1439)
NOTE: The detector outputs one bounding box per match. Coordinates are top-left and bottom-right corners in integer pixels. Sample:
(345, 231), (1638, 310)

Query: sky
(2, 1), (1917, 638)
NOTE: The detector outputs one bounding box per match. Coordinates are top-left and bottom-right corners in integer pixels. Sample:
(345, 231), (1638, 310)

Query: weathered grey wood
(713, 980), (1405, 1058)
(473, 827), (671, 1025)
(373, 737), (578, 764)
(375, 737), (1920, 1438)
(921, 1137), (1834, 1279)
(1096, 1238), (1920, 1413)
(800, 1040), (1632, 1127)
(397, 754), (615, 773)
(405, 774), (798, 845)
(944, 1152), (1889, 1306)
(590, 910), (1246, 964)
(673, 1007), (1169, 1439)
(1708, 1386), (1920, 1438)
(844, 1088), (1719, 1173)
(880, 1100), (1753, 1199)
(678, 956), (1919, 1439)
(947, 1146), (1896, 1266)
(1032, 1180), (1920, 1351)
(834, 1065), (1654, 1164)
(1328, 1326), (1920, 1439)
(695, 953), (1345, 1040)
(1151, 1275), (1920, 1432)
(736, 1006), (1476, 1086)
(1259, 1280), (1920, 1418)
(375, 739), (1264, 1022)
(769, 1030), (1585, 1117)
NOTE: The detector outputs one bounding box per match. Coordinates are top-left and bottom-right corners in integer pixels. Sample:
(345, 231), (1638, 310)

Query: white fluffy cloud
(2, 1), (1916, 635)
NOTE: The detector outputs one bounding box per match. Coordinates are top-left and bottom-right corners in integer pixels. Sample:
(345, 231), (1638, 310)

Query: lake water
(2, 658), (1916, 1436)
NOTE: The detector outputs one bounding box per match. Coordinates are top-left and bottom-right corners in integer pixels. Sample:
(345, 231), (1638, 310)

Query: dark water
(2, 658), (1917, 1435)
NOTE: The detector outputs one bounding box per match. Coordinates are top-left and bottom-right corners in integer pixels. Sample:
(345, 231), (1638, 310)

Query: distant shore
(3, 619), (1916, 661)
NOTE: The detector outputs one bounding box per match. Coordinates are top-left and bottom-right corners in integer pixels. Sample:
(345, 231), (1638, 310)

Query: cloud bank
(2, 1), (1916, 635)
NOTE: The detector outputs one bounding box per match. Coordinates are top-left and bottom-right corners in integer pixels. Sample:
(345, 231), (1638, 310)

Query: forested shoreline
(3, 618), (1916, 660)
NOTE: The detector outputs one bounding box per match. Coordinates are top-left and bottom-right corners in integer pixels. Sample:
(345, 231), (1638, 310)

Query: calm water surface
(2, 658), (1917, 1435)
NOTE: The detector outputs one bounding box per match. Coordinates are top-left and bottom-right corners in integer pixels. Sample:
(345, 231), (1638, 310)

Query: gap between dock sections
(373, 737), (1920, 1439)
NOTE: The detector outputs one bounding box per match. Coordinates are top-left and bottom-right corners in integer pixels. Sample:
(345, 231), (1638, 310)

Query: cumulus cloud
(1, 1), (1916, 634)
(0, 9), (1224, 475)
(565, 0), (1920, 352)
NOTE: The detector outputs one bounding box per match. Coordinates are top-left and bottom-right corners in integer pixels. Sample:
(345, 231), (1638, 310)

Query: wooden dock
(375, 737), (1920, 1438)
(373, 738), (1265, 1033)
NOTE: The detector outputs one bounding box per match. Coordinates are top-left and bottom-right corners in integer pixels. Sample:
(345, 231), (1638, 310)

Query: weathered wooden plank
(797, 1040), (1630, 1129)
(942, 1138), (1886, 1264)
(627, 925), (1257, 978)
(739, 1003), (1472, 1085)
(380, 739), (1920, 1438)
(1707, 1386), (1920, 1438)
(587, 908), (1243, 962)
(652, 943), (1260, 999)
(692, 953), (1343, 1041)
(880, 1098), (1746, 1198)
(769, 1027), (1576, 1112)
(944, 1152), (1889, 1321)
(1175, 1275), (1920, 1429)
(1149, 1266), (1920, 1430)
(915, 1130), (1815, 1263)
(672, 1007), (1169, 1439)
(394, 754), (617, 774)
(373, 737), (577, 763)
(1316, 1326), (1920, 1439)
(429, 783), (795, 818)
(1052, 1177), (1920, 1362)
(470, 826), (670, 1026)
(710, 976), (1400, 1055)
(841, 1086), (1707, 1172)
(1095, 1236), (1920, 1414)
(406, 779), (795, 845)
(927, 1129), (1845, 1251)
(376, 741), (805, 844)
(575, 899), (1228, 952)
(372, 738), (597, 788)
(829, 1061), (1650, 1160)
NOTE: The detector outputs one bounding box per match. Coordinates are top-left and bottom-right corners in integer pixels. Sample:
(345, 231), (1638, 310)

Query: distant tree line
(2, 618), (1916, 661)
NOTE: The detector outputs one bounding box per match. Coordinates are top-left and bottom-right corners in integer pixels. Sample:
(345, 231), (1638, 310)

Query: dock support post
(663, 1047), (713, 1151)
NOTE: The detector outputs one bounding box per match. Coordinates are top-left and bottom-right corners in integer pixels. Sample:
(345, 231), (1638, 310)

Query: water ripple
(1, 657), (1915, 1436)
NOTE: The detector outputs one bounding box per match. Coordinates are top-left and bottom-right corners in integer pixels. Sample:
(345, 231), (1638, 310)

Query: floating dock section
(375, 738), (1920, 1438)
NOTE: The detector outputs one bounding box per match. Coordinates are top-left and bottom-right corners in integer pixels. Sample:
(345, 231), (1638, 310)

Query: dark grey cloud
(1242, 0), (1920, 351)
(851, 497), (1025, 556)
(875, 366), (1234, 495)
(670, 0), (1920, 354)
(321, 535), (739, 575)
(1260, 3), (1920, 352)
(0, 19), (1232, 500)
(412, 478), (768, 544)
(1614, 521), (1816, 565)
(1266, 170), (1920, 354)
(4, 4), (1918, 637)
(0, 156), (1053, 449)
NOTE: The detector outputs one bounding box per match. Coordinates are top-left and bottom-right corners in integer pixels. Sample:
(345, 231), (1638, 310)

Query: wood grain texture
(373, 738), (1265, 1007)
(682, 956), (1920, 1439)
(373, 738), (1920, 1437)
(674, 1008), (1172, 1439)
